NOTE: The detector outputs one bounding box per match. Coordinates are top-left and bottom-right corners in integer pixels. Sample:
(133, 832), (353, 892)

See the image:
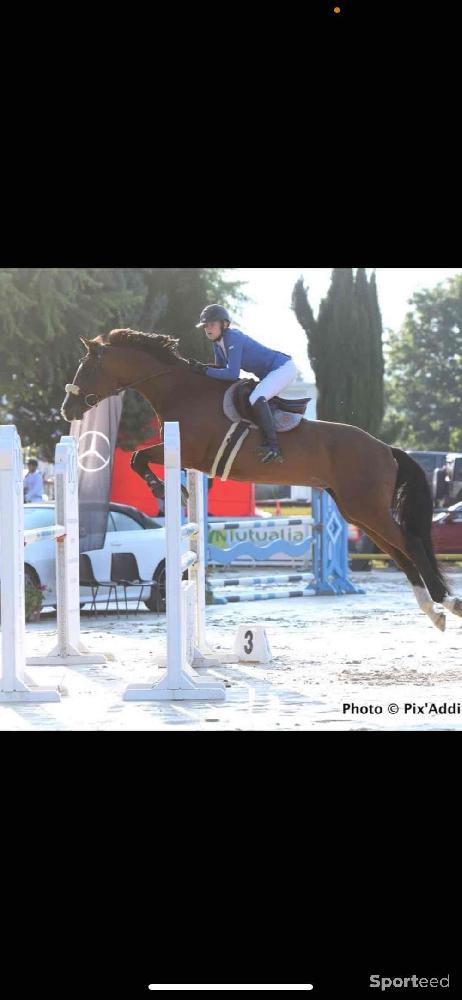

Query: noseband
(64, 383), (103, 409)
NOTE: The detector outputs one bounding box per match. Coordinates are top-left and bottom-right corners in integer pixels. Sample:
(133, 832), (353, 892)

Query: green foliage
(292, 268), (385, 436)
(24, 579), (47, 622)
(0, 268), (245, 457)
(382, 275), (462, 450)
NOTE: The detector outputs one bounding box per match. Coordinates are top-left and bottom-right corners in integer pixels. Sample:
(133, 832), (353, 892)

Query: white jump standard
(123, 422), (226, 702)
(0, 427), (107, 705)
(27, 436), (108, 668)
(0, 426), (59, 702)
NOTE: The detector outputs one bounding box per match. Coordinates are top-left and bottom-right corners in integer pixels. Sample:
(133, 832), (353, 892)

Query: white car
(21, 501), (188, 612)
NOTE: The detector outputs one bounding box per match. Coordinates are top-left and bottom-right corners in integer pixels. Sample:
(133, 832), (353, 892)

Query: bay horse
(60, 328), (462, 631)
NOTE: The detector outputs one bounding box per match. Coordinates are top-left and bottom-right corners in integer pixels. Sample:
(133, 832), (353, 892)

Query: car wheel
(144, 561), (166, 613)
(350, 534), (378, 571)
(144, 561), (189, 613)
(350, 557), (372, 572)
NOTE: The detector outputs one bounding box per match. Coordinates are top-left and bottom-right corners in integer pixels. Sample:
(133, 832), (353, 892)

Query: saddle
(210, 380), (310, 481)
(224, 379), (310, 432)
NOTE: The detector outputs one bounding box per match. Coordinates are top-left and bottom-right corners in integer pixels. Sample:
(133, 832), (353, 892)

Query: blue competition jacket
(205, 327), (291, 382)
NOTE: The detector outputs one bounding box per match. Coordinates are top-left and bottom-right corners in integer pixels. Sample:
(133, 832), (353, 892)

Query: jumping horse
(60, 328), (462, 631)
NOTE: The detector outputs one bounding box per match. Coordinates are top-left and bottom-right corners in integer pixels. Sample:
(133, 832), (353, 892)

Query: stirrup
(256, 445), (284, 464)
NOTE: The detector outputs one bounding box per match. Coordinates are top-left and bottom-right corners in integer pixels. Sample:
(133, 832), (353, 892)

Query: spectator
(433, 464), (451, 509)
(23, 459), (44, 502)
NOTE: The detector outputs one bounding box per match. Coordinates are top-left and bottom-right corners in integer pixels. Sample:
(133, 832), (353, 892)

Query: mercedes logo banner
(71, 394), (124, 552)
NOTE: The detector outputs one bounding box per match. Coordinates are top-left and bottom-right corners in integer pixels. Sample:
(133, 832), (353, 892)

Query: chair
(110, 553), (158, 615)
(79, 554), (120, 617)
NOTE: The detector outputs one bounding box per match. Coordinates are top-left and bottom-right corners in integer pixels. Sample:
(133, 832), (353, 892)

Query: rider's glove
(188, 359), (209, 375)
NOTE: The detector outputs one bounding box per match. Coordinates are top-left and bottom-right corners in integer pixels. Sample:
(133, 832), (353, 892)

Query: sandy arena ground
(1, 569), (462, 731)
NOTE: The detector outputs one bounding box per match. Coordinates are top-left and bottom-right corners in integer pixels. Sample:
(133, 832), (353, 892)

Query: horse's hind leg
(334, 501), (446, 630)
(334, 483), (448, 630)
(390, 524), (462, 620)
(354, 523), (447, 632)
(441, 594), (462, 619)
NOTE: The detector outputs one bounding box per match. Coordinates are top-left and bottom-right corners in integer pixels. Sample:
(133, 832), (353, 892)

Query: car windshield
(22, 504), (160, 535)
(108, 511), (143, 532)
(24, 506), (56, 530)
(409, 453), (446, 478)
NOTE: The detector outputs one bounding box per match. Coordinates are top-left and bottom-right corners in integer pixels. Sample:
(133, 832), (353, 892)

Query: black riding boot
(251, 397), (283, 464)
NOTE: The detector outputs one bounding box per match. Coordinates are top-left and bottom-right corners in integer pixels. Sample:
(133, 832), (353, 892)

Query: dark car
(431, 503), (462, 555)
(349, 500), (462, 572)
(431, 453), (462, 508)
(407, 451), (447, 490)
(348, 450), (449, 571)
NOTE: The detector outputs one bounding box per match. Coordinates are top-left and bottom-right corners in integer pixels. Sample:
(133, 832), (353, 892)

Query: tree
(368, 270), (385, 435)
(292, 268), (385, 435)
(383, 275), (462, 450)
(0, 268), (245, 458)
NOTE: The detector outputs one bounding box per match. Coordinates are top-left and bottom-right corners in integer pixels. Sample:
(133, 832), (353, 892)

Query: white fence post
(0, 426), (60, 703)
(124, 422), (226, 701)
(187, 468), (238, 665)
(28, 435), (107, 666)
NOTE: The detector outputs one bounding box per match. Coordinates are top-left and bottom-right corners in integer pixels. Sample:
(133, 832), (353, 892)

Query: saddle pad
(223, 385), (304, 432)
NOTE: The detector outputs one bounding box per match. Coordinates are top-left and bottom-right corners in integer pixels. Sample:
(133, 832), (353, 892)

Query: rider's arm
(205, 332), (243, 381)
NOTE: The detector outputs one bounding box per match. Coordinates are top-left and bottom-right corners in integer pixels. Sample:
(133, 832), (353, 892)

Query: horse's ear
(80, 337), (102, 355)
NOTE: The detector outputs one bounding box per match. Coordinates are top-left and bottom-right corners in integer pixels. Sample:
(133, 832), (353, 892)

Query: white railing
(0, 427), (107, 704)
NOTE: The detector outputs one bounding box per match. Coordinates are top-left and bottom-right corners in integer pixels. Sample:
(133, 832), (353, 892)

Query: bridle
(65, 350), (169, 411)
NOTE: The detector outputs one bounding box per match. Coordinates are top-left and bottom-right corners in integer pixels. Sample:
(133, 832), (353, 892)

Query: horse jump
(0, 427), (107, 704)
(207, 491), (361, 603)
(123, 422), (228, 701)
(61, 330), (462, 631)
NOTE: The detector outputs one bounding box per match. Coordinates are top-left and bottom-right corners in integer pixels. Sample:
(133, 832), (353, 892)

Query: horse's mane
(105, 328), (185, 366)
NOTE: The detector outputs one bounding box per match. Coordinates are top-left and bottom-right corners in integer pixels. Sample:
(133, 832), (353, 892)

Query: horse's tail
(391, 447), (448, 595)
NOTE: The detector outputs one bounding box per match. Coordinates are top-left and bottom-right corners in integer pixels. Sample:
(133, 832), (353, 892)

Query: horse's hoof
(146, 477), (164, 500)
(434, 612), (446, 633)
(446, 598), (462, 618)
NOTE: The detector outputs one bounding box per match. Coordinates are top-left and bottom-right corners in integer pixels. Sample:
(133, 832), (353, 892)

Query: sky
(225, 268), (462, 381)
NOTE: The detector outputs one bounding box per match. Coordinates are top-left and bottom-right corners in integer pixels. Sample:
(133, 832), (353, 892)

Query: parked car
(349, 500), (462, 571)
(407, 451), (447, 490)
(348, 450), (452, 570)
(431, 502), (462, 555)
(11, 501), (190, 612)
(436, 453), (462, 506)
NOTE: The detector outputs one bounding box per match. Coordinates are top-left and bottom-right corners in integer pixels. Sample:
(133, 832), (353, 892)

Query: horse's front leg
(130, 444), (189, 504)
(131, 444), (165, 499)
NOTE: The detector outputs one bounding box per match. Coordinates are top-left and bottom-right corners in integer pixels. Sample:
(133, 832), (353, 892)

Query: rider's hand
(188, 359), (208, 375)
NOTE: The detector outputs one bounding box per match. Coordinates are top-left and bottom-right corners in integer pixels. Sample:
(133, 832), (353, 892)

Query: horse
(60, 328), (462, 631)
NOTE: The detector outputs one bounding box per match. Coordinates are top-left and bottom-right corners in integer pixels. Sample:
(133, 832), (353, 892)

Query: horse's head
(62, 328), (187, 423)
(61, 336), (120, 422)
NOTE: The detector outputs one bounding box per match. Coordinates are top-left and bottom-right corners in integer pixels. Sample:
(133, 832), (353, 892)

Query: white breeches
(249, 359), (299, 406)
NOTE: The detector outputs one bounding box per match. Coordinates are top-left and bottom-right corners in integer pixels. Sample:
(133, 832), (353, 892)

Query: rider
(192, 304), (298, 464)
